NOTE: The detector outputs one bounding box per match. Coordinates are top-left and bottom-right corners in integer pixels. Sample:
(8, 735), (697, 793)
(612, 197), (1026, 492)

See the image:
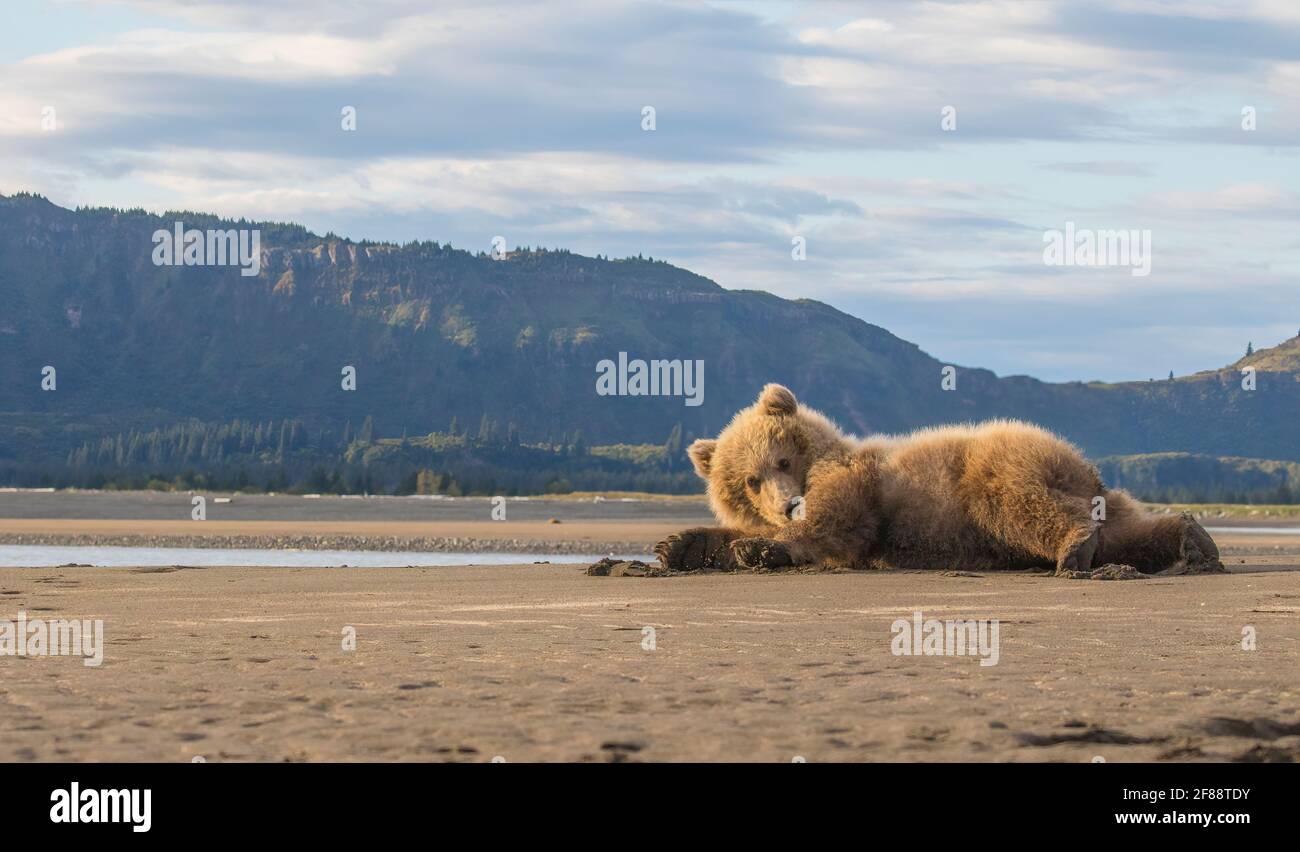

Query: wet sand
(1, 550), (1297, 762)
(0, 492), (707, 553)
(0, 518), (680, 554)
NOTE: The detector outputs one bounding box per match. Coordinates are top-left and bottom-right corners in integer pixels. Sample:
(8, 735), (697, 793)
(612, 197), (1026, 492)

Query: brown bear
(655, 384), (1225, 577)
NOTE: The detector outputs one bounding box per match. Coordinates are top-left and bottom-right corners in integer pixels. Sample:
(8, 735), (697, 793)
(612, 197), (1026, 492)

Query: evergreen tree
(664, 422), (684, 464)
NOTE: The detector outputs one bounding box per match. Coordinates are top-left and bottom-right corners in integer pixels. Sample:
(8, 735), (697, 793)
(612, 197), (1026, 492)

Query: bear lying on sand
(655, 384), (1225, 577)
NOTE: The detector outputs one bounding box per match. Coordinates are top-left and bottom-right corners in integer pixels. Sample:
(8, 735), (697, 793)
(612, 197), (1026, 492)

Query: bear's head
(688, 384), (850, 530)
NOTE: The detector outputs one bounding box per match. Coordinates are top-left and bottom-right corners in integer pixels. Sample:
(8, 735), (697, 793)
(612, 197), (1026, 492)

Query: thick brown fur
(655, 384), (1226, 576)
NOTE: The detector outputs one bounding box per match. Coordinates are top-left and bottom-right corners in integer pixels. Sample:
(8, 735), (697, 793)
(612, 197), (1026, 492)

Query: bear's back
(877, 418), (1097, 496)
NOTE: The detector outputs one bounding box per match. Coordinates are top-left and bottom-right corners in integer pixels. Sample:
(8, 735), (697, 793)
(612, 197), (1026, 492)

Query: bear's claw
(730, 537), (795, 572)
(653, 527), (738, 572)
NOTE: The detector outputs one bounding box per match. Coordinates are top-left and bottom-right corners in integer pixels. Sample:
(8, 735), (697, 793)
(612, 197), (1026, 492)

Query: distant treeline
(1, 417), (702, 496)
(4, 418), (1299, 503)
(1097, 453), (1300, 505)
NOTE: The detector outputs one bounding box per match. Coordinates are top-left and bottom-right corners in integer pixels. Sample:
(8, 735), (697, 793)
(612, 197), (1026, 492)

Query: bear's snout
(784, 495), (805, 520)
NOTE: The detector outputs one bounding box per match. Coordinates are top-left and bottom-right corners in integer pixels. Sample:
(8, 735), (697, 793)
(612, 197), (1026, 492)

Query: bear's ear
(757, 383), (798, 417)
(687, 439), (717, 478)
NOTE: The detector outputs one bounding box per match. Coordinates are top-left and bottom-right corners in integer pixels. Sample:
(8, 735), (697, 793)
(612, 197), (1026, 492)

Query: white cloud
(3, 0), (1299, 380)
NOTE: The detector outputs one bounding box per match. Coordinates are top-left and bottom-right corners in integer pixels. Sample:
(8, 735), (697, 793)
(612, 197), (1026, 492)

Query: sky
(1, 0), (1298, 382)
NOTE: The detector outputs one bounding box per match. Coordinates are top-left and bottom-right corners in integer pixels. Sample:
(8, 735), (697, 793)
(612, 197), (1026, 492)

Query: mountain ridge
(2, 192), (1298, 473)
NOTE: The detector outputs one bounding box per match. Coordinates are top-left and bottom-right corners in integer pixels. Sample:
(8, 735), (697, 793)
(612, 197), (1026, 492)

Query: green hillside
(2, 192), (1299, 494)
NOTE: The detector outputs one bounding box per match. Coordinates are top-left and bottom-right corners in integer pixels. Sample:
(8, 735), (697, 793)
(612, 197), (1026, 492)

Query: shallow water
(0, 544), (646, 568)
(0, 526), (1290, 568)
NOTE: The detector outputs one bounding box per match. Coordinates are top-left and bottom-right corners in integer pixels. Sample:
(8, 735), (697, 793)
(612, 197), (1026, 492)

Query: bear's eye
(777, 458), (790, 471)
(745, 476), (761, 491)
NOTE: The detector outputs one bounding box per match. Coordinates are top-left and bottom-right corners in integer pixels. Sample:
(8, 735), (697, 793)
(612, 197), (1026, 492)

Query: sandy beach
(2, 493), (1297, 762)
(1, 529), (1297, 762)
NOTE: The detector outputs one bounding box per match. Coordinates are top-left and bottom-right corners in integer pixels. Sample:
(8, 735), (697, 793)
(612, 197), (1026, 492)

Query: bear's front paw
(730, 537), (794, 572)
(654, 527), (738, 573)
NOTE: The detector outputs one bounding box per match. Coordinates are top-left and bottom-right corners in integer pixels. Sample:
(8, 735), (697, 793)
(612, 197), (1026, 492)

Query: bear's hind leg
(969, 483), (1100, 576)
(960, 451), (1105, 575)
(1175, 513), (1226, 574)
(1097, 509), (1225, 575)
